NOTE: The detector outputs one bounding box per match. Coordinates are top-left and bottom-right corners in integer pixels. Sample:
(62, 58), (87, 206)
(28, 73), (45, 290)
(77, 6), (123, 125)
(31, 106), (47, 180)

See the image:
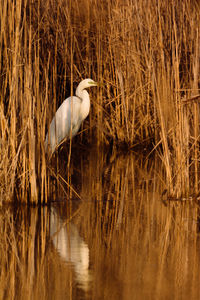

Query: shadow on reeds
(1, 150), (200, 300)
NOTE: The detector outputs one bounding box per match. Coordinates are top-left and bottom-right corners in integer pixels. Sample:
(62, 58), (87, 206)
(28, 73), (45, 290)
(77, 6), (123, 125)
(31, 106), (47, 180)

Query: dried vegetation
(0, 0), (200, 203)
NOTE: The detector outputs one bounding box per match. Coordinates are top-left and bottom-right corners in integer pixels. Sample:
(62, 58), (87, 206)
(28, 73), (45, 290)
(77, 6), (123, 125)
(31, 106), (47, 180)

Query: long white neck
(76, 81), (86, 98)
(76, 86), (90, 121)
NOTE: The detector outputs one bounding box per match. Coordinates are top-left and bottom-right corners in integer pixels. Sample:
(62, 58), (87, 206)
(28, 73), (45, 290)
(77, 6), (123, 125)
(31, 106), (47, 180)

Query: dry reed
(0, 0), (200, 203)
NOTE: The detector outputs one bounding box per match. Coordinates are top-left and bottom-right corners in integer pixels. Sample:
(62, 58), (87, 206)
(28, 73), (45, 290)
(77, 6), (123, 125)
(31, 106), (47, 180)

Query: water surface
(1, 148), (200, 299)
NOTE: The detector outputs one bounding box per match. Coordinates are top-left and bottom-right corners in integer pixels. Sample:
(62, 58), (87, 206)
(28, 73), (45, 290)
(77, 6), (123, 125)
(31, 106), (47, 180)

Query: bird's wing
(46, 96), (82, 153)
(54, 96), (82, 140)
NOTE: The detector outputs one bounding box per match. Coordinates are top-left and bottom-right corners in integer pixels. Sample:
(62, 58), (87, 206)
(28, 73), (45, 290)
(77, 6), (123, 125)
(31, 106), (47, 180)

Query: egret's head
(76, 78), (97, 98)
(87, 79), (98, 86)
(79, 78), (98, 89)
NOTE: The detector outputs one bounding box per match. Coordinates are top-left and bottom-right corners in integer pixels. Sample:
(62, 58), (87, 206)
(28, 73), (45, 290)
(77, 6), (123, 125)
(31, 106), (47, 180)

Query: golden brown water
(1, 149), (200, 300)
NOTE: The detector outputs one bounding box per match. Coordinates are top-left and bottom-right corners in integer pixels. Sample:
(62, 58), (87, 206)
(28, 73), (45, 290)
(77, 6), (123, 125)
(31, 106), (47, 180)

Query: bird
(45, 78), (97, 154)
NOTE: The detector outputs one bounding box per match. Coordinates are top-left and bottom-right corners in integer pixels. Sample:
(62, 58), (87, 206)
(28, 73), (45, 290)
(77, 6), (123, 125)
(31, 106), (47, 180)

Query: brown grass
(0, 0), (200, 203)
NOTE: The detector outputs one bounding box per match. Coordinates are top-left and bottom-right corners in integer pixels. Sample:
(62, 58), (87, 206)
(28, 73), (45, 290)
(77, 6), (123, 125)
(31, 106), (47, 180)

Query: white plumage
(45, 78), (97, 154)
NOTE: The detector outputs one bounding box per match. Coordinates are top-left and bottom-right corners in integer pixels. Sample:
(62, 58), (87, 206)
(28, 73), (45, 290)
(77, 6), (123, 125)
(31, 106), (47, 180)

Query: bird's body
(45, 79), (97, 154)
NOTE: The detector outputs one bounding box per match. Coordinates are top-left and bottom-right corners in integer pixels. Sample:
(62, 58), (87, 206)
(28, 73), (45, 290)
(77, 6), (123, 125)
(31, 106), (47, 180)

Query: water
(1, 148), (200, 299)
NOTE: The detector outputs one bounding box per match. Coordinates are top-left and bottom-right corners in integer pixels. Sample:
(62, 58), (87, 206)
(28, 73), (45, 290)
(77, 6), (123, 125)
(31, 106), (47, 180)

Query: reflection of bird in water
(50, 207), (92, 292)
(45, 79), (98, 154)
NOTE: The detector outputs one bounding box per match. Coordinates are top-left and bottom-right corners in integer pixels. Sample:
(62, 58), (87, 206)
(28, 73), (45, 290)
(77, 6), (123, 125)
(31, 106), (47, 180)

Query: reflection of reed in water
(0, 207), (49, 299)
(1, 152), (200, 299)
(50, 207), (92, 292)
(70, 150), (200, 299)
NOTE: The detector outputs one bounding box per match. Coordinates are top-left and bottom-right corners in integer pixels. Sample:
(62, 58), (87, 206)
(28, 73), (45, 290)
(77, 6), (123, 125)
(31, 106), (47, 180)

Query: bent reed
(0, 0), (199, 203)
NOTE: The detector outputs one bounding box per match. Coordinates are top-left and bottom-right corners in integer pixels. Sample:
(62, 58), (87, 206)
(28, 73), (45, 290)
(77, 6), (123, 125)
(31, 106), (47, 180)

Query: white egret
(50, 207), (92, 291)
(45, 78), (97, 154)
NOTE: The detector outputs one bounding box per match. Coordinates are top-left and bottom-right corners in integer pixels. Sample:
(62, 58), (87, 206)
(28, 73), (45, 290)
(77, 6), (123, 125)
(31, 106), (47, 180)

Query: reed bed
(0, 0), (200, 203)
